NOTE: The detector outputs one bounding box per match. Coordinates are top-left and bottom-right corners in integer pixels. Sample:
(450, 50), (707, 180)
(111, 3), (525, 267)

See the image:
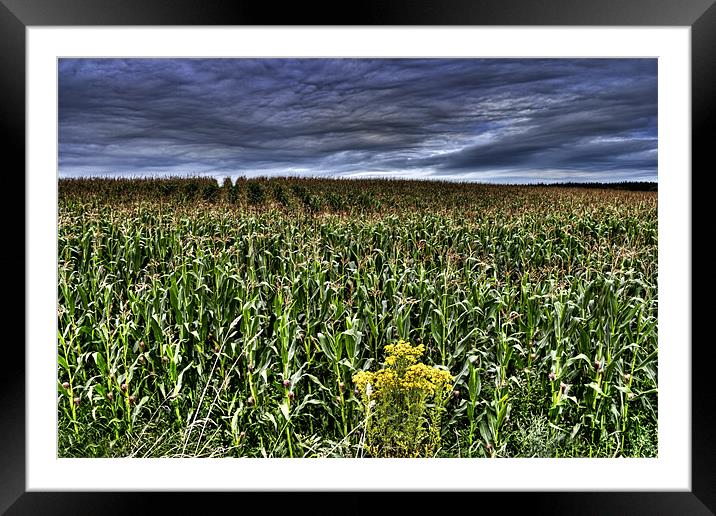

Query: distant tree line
(530, 181), (657, 192)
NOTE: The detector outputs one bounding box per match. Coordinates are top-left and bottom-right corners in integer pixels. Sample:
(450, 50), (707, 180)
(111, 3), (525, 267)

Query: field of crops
(57, 177), (658, 458)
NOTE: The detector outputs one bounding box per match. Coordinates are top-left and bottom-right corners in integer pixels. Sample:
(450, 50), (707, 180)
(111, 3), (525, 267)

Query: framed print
(5, 0), (714, 514)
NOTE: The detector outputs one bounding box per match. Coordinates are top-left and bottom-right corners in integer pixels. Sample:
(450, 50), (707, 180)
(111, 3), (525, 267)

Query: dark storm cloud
(58, 58), (657, 183)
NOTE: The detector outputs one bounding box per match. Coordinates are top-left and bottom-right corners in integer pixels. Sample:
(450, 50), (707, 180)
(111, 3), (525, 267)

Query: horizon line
(57, 173), (658, 185)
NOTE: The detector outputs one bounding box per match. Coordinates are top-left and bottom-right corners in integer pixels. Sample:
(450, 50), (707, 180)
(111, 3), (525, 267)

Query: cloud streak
(59, 58), (657, 183)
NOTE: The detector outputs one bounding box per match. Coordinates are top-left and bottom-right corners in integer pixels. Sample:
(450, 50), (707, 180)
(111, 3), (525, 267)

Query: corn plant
(58, 177), (658, 458)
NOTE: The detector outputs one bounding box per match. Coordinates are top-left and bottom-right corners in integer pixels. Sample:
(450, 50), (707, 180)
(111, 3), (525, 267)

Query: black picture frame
(4, 1), (713, 514)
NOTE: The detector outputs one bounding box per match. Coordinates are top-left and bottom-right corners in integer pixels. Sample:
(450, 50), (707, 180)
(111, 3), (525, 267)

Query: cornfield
(57, 177), (658, 458)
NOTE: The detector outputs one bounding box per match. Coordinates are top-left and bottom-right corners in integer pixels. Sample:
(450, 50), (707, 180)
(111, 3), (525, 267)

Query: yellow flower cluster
(402, 364), (453, 394)
(352, 341), (453, 399)
(352, 370), (372, 395)
(352, 340), (454, 457)
(353, 368), (399, 396)
(384, 340), (425, 367)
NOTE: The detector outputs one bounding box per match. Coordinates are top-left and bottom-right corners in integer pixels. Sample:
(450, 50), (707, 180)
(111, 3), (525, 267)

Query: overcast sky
(58, 58), (657, 183)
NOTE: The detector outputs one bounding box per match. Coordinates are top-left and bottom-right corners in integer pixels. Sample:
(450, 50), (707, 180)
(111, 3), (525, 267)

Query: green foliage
(57, 177), (658, 457)
(272, 184), (291, 207)
(247, 181), (265, 205)
(201, 183), (219, 202)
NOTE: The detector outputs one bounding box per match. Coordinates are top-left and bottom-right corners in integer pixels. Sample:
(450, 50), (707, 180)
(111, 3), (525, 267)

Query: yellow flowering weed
(352, 340), (453, 457)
